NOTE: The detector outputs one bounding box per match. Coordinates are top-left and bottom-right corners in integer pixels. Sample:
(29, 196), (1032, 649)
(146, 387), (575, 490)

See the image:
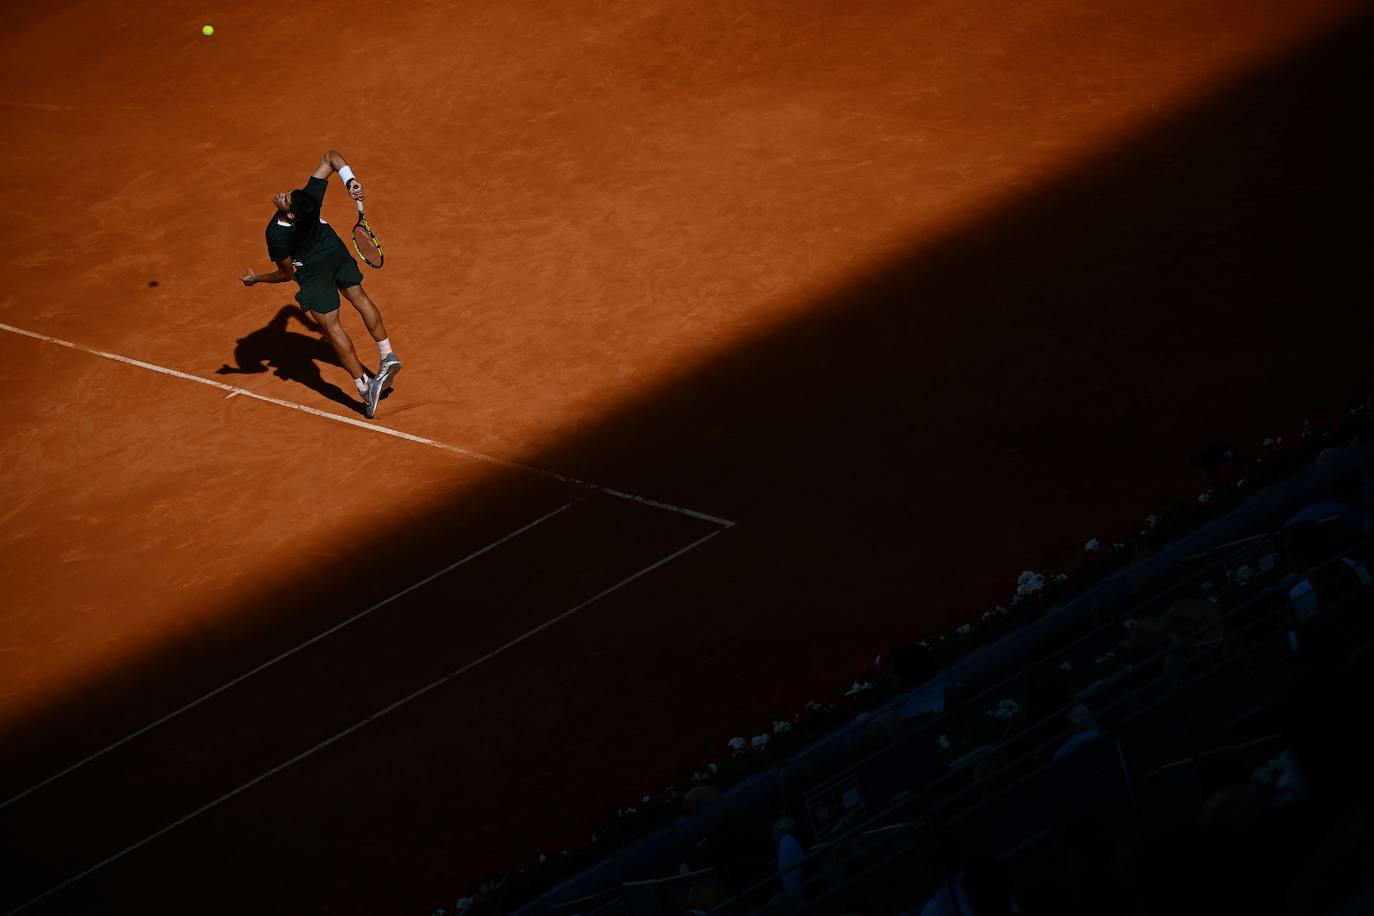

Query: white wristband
(338, 165), (356, 186)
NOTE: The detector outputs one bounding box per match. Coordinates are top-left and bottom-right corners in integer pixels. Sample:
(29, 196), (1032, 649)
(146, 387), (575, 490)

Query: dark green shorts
(293, 247), (364, 314)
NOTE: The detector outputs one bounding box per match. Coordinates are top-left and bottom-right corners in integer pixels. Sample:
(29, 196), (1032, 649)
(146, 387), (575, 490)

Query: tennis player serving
(241, 149), (401, 418)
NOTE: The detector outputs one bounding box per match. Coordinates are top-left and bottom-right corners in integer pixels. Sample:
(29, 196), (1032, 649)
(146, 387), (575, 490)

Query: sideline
(2, 528), (726, 916)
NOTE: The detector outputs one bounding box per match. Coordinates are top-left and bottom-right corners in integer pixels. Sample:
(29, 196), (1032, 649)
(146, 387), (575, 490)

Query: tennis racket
(352, 200), (384, 269)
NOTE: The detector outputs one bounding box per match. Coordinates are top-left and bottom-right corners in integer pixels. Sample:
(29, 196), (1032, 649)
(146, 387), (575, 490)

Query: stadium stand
(500, 440), (1372, 915)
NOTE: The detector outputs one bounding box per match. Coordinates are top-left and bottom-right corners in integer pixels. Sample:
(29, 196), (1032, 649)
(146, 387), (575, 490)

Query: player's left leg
(340, 277), (401, 405)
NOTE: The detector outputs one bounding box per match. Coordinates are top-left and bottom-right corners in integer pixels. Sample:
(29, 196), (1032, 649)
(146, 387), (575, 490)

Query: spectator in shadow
(773, 817), (806, 901)
(1110, 813), (1207, 916)
(847, 714), (894, 763)
(680, 786), (771, 898)
(1283, 447), (1367, 536)
(1052, 704), (1102, 762)
(1276, 659), (1374, 915)
(1196, 784), (1288, 914)
(216, 304), (362, 413)
(915, 856), (1020, 915)
(1055, 816), (1118, 916)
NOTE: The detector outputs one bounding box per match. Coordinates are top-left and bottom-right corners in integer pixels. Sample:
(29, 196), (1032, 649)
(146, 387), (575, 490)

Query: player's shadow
(215, 305), (362, 414)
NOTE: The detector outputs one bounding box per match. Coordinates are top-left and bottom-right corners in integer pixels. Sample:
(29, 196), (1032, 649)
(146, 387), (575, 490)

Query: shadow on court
(215, 304), (360, 413)
(214, 304), (393, 415)
(3, 8), (1373, 914)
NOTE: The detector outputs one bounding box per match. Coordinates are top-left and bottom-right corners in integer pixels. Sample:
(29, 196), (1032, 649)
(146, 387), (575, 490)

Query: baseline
(0, 322), (735, 528)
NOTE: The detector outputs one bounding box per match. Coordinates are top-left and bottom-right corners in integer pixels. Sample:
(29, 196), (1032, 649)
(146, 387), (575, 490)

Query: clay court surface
(2, 0), (1372, 911)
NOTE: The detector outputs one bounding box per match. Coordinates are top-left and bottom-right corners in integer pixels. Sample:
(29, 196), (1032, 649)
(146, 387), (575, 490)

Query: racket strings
(353, 225), (382, 266)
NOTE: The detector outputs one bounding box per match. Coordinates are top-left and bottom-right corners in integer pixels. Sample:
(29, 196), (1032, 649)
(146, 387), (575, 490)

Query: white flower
(773, 720), (793, 735)
(956, 624), (972, 636)
(707, 762), (718, 773)
(846, 681), (875, 697)
(1263, 437), (1276, 449)
(1085, 538), (1102, 552)
(1059, 661), (1072, 670)
(936, 734), (950, 749)
(642, 795), (652, 803)
(990, 699), (1022, 720)
(1145, 514), (1159, 529)
(751, 733), (770, 749)
(538, 853), (547, 863)
(728, 737), (746, 752)
(1198, 490), (1213, 503)
(1016, 571), (1046, 597)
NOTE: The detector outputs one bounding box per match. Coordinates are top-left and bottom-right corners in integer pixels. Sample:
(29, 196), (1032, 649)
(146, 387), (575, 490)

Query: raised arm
(312, 149), (364, 200)
(311, 149), (348, 179)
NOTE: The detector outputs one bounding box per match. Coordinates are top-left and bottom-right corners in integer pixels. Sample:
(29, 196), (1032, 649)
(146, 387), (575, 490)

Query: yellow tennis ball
(201, 24), (214, 37)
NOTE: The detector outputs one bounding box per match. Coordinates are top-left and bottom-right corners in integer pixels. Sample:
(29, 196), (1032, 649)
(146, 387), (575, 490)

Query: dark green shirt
(264, 176), (347, 266)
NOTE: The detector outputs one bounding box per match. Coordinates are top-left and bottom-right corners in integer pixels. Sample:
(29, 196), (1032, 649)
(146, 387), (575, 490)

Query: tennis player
(240, 149), (401, 418)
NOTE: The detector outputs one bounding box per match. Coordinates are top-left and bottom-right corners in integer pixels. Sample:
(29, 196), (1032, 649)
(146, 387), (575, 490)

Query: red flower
(770, 689), (803, 714)
(894, 624), (926, 645)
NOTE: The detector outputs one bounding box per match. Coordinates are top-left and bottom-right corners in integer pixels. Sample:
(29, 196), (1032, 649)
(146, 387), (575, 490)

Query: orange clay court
(1, 0), (1372, 912)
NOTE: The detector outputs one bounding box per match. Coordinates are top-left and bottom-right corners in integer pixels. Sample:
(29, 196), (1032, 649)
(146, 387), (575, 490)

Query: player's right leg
(297, 272), (376, 412)
(311, 307), (366, 386)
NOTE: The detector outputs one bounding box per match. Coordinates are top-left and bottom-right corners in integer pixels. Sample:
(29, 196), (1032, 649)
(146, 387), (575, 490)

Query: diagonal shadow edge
(1, 5), (1373, 907)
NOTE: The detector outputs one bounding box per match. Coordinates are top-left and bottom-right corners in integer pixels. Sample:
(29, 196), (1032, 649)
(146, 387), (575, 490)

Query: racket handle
(356, 200), (365, 214)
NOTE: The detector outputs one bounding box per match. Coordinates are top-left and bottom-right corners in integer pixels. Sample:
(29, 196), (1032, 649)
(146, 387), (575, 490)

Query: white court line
(4, 528), (725, 916)
(0, 322), (735, 529)
(0, 498), (585, 813)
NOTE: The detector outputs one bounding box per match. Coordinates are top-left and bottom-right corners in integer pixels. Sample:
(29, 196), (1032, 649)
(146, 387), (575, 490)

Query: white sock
(377, 337), (393, 357)
(354, 376), (368, 394)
